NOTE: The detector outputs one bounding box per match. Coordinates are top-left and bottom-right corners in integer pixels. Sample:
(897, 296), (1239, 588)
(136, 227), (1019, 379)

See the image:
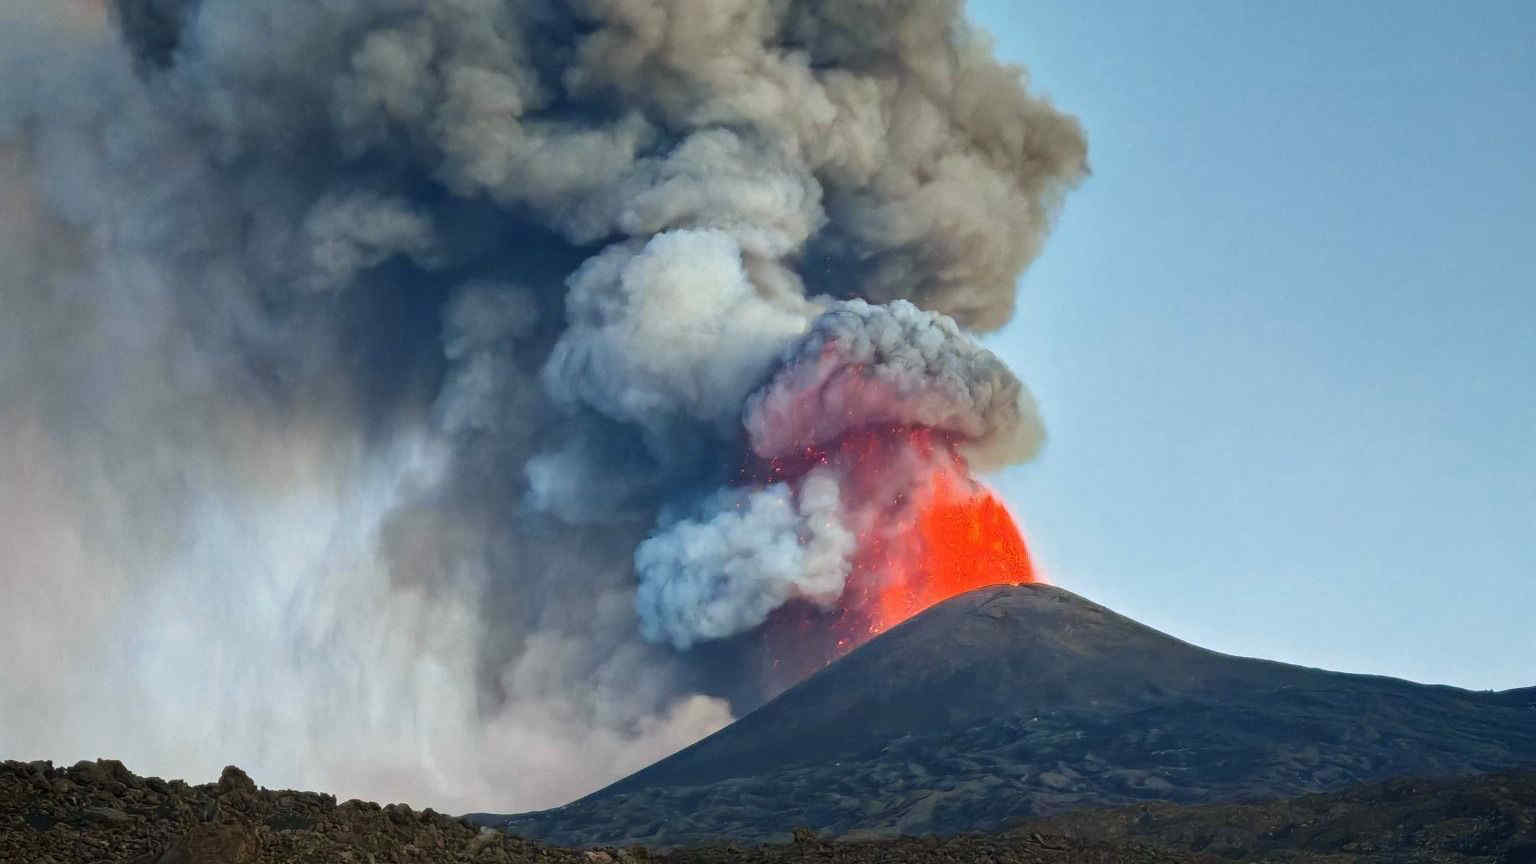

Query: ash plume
(745, 299), (1048, 469)
(0, 0), (1085, 813)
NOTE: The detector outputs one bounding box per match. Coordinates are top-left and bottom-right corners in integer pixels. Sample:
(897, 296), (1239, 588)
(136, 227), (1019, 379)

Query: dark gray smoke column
(0, 0), (1085, 813)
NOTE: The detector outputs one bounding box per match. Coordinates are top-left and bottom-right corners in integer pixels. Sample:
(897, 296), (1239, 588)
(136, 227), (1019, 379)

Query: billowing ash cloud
(544, 229), (815, 448)
(636, 469), (853, 650)
(0, 0), (1085, 814)
(746, 299), (1048, 469)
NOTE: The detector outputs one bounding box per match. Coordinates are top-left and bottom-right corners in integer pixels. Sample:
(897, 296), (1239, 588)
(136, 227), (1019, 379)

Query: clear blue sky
(968, 0), (1534, 691)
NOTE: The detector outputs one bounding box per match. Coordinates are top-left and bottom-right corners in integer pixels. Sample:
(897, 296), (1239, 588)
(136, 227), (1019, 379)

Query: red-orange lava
(870, 471), (1036, 633)
(747, 425), (1038, 685)
(755, 426), (1039, 647)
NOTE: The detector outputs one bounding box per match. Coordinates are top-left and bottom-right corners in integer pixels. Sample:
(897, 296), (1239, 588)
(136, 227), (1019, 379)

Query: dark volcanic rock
(0, 759), (1197, 863)
(1018, 770), (1536, 863)
(0, 758), (590, 864)
(7, 756), (1534, 864)
(492, 584), (1536, 846)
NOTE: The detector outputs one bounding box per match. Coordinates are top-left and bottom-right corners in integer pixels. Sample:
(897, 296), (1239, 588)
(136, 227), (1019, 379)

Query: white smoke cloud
(542, 229), (815, 448)
(635, 469), (854, 650)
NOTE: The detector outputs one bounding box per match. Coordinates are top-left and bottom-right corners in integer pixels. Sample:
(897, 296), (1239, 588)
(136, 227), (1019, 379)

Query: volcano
(485, 584), (1536, 846)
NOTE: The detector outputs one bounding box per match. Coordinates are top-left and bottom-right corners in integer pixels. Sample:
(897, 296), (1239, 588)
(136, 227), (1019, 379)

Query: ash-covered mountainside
(489, 584), (1536, 847)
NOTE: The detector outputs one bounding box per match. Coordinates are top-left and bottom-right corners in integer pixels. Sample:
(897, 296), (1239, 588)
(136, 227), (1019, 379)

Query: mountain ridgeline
(488, 584), (1536, 846)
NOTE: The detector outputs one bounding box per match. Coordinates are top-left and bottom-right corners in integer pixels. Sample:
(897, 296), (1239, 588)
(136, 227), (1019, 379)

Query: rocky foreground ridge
(0, 759), (1199, 863)
(2, 759), (591, 864)
(6, 759), (1536, 863)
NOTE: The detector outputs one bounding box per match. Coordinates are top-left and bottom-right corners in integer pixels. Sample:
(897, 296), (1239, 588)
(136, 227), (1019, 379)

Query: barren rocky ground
(1018, 770), (1536, 863)
(1, 759), (1191, 863)
(2, 759), (591, 864)
(6, 759), (1536, 863)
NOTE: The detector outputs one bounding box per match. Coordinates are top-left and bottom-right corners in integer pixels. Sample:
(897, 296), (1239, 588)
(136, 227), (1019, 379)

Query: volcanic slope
(493, 584), (1536, 847)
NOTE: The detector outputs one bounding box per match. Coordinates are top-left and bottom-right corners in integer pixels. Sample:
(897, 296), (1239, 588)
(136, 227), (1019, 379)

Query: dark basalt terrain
(1, 760), (588, 864)
(489, 584), (1536, 847)
(0, 759), (1195, 863)
(1016, 770), (1536, 863)
(5, 759), (1536, 863)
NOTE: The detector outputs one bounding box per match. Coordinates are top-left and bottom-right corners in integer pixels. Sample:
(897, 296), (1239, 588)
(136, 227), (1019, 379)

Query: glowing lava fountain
(839, 428), (1036, 639)
(879, 470), (1036, 631)
(758, 426), (1038, 656)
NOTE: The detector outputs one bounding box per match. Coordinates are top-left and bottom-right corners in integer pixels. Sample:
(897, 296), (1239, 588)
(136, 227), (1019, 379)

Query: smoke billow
(745, 299), (1047, 469)
(0, 0), (1085, 813)
(635, 467), (853, 650)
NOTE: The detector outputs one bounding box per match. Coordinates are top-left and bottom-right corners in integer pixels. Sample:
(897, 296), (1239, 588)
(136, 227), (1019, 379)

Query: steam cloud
(0, 0), (1085, 814)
